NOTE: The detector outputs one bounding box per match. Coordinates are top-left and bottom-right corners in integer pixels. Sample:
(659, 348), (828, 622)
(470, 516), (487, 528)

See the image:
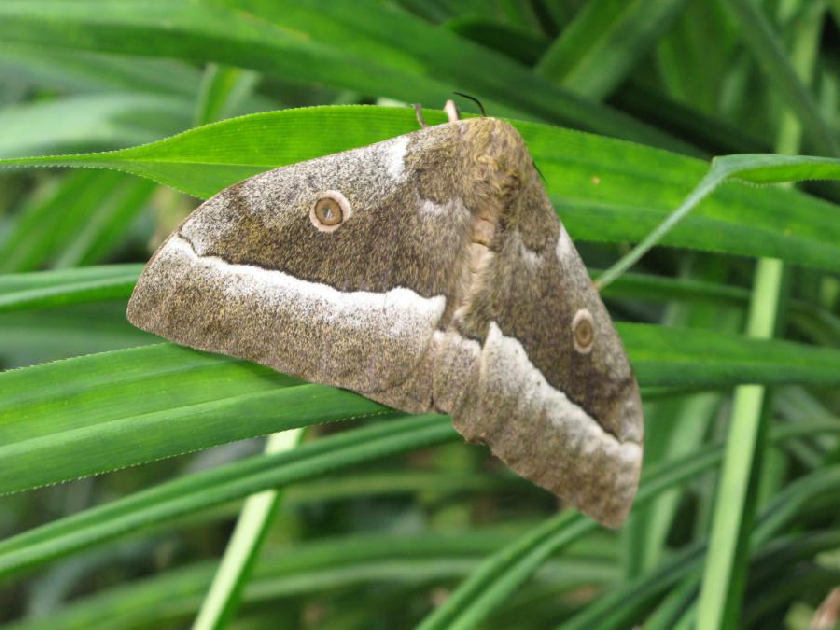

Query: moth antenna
(444, 99), (461, 122)
(453, 91), (487, 117)
(413, 103), (428, 128)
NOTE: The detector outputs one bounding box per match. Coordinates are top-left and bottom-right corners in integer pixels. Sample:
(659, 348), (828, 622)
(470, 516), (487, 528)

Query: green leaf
(417, 511), (594, 630)
(2, 323), (838, 496)
(0, 265), (142, 312)
(415, 425), (723, 629)
(0, 414), (458, 579)
(0, 345), (399, 495)
(420, 436), (840, 630)
(194, 64), (260, 126)
(6, 531), (612, 630)
(723, 0), (837, 156)
(0, 42), (201, 96)
(0, 170), (155, 273)
(1, 107), (838, 271)
(0, 0), (687, 151)
(596, 153), (840, 288)
(0, 303), (154, 367)
(192, 428), (304, 630)
(0, 94), (193, 159)
(536, 0), (690, 100)
(617, 324), (840, 389)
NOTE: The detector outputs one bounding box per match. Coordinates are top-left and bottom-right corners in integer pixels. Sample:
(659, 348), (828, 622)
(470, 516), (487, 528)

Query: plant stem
(193, 429), (304, 630)
(695, 4), (821, 628)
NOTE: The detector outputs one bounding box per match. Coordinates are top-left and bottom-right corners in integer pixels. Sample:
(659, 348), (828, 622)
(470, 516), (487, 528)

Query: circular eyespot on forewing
(572, 308), (595, 354)
(310, 191), (352, 232)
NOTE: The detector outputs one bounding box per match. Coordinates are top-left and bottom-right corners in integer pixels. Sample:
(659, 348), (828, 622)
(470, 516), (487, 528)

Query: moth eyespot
(310, 191), (351, 232)
(572, 308), (595, 354)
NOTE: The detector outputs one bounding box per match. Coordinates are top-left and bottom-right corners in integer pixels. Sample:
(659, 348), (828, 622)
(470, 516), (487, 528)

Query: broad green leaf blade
(1, 107), (838, 271)
(0, 346), (396, 495)
(597, 153), (840, 288)
(0, 94), (193, 159)
(0, 414), (458, 579)
(0, 265), (142, 312)
(617, 324), (840, 389)
(536, 0), (690, 100)
(2, 323), (839, 496)
(0, 0), (688, 151)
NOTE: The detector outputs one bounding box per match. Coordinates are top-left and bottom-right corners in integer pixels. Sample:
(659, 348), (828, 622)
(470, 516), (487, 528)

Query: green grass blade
(1, 170), (124, 272)
(724, 0), (837, 156)
(193, 429), (304, 630)
(51, 177), (155, 269)
(6, 530), (607, 630)
(1, 107), (837, 271)
(0, 0), (686, 150)
(536, 0), (690, 99)
(0, 42), (201, 96)
(415, 417), (771, 629)
(616, 323), (840, 389)
(2, 323), (839, 494)
(0, 414), (458, 579)
(0, 343), (392, 493)
(596, 153), (840, 288)
(0, 265), (141, 312)
(194, 64), (259, 127)
(645, 463), (840, 629)
(696, 10), (823, 624)
(0, 94), (193, 159)
(416, 511), (595, 630)
(621, 258), (734, 582)
(696, 261), (785, 630)
(444, 16), (772, 157)
(0, 303), (153, 366)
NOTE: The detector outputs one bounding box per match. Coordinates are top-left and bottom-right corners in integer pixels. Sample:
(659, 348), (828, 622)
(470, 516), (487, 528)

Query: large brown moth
(127, 102), (644, 528)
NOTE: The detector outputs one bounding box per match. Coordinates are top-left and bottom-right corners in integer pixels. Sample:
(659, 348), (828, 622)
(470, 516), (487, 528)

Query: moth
(127, 102), (644, 528)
